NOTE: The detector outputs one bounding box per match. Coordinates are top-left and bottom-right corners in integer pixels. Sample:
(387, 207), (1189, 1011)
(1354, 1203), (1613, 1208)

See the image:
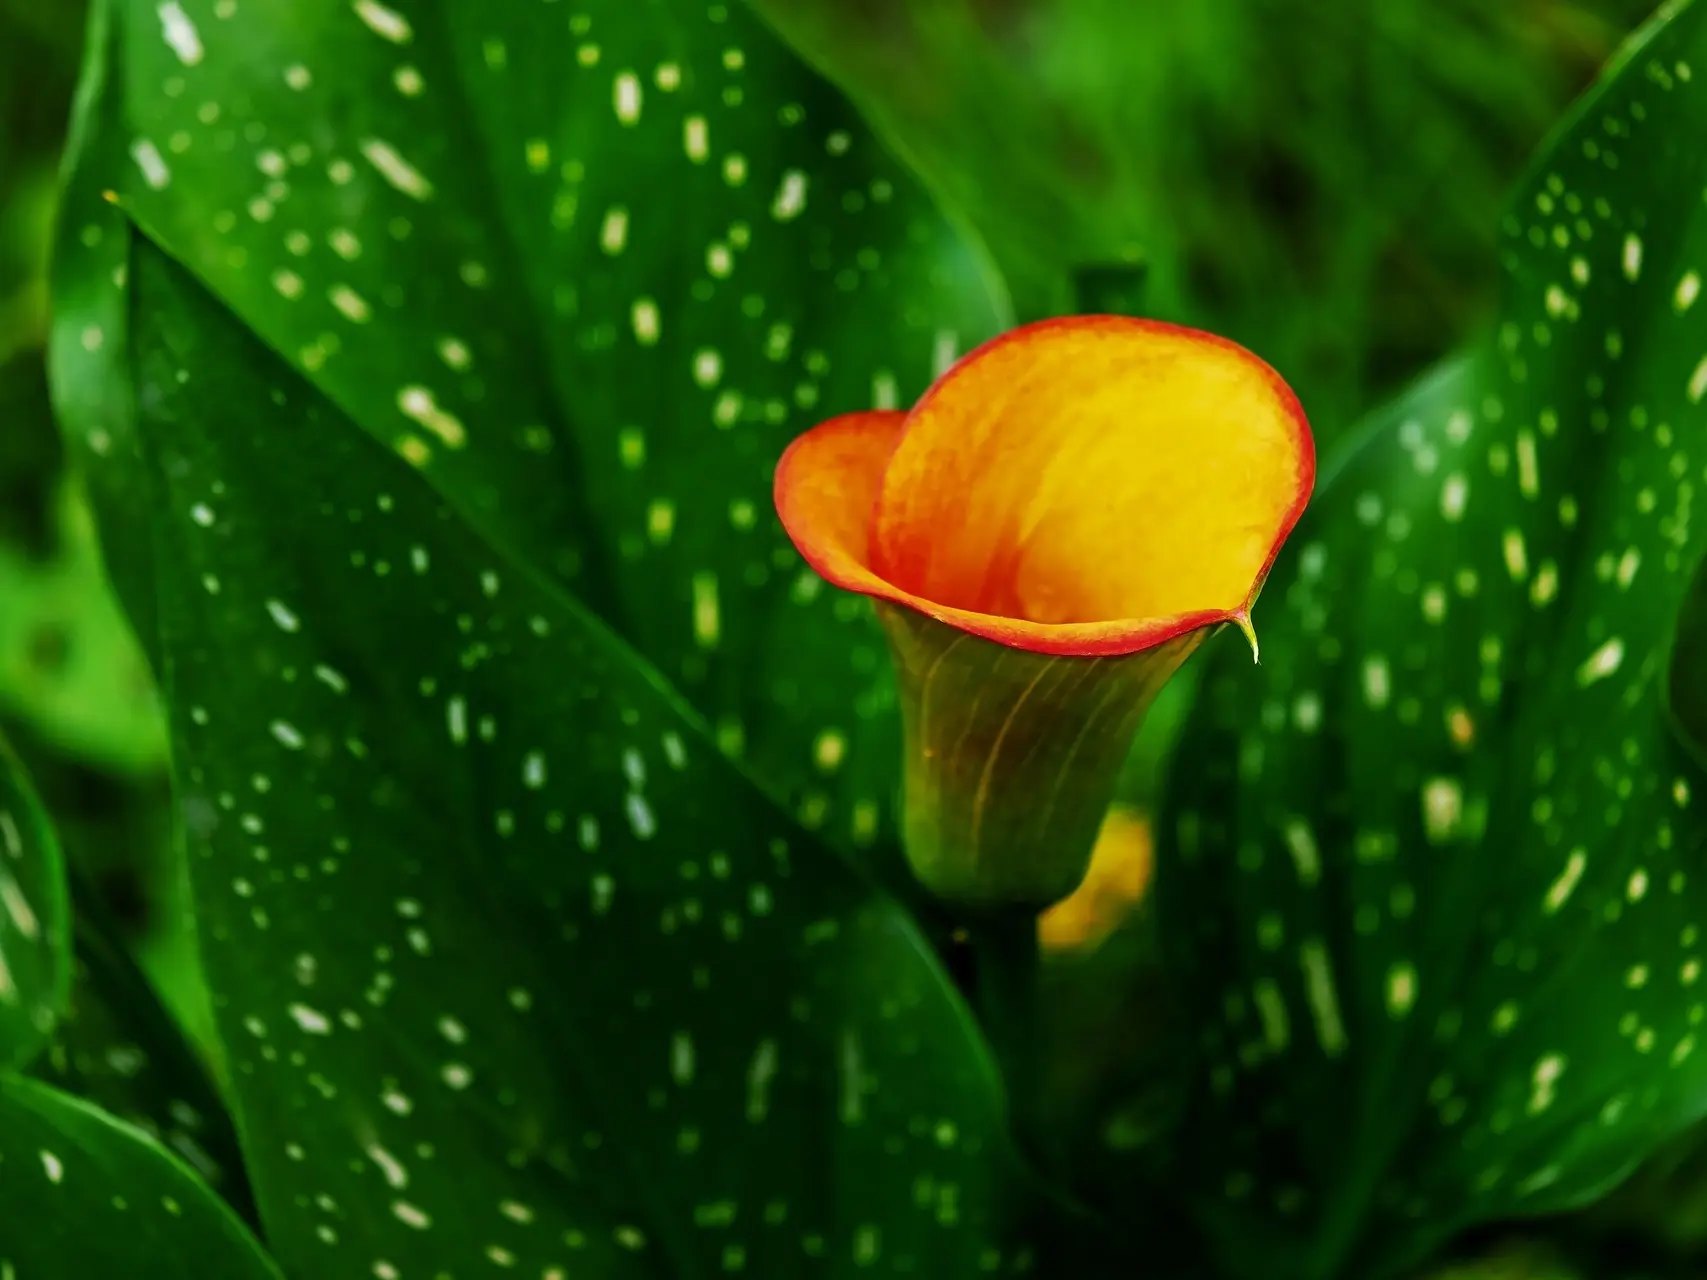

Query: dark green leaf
(0, 351), (61, 553)
(35, 869), (256, 1224)
(0, 1075), (278, 1277)
(1157, 4), (1707, 1276)
(48, 0), (158, 660)
(0, 731), (70, 1067)
(92, 0), (1006, 861)
(93, 230), (1025, 1276)
(0, 0), (82, 359)
(1667, 550), (1707, 769)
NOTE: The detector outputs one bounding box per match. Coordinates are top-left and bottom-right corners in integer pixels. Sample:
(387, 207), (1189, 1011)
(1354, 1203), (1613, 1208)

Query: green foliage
(0, 1), (79, 422)
(81, 0), (1005, 873)
(0, 0), (82, 361)
(0, 476), (165, 774)
(36, 871), (255, 1223)
(1158, 3), (1707, 1276)
(0, 353), (60, 553)
(0, 731), (70, 1066)
(0, 709), (264, 1275)
(92, 226), (1024, 1275)
(1667, 552), (1707, 767)
(14, 0), (1707, 1274)
(0, 1075), (277, 1277)
(0, 191), (160, 781)
(752, 0), (1653, 434)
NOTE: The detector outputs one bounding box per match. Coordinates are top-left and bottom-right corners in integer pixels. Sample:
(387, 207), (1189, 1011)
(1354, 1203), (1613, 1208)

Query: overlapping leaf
(0, 1075), (278, 1277)
(0, 477), (166, 773)
(48, 0), (154, 657)
(0, 730), (69, 1067)
(35, 872), (255, 1224)
(1157, 3), (1707, 1276)
(88, 0), (1005, 859)
(74, 223), (1024, 1276)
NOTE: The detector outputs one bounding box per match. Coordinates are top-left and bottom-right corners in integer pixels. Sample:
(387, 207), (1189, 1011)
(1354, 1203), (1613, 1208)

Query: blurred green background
(0, 0), (1690, 1265)
(752, 0), (1658, 434)
(0, 0), (200, 1047)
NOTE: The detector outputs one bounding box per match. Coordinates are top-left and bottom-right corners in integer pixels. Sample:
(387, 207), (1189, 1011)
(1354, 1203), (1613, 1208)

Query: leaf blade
(0, 1075), (279, 1278)
(1156, 4), (1707, 1275)
(105, 228), (1025, 1278)
(0, 732), (70, 1068)
(35, 868), (257, 1225)
(103, 0), (1007, 857)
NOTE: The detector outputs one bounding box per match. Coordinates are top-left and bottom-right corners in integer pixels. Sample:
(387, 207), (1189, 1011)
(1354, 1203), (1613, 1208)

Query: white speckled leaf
(89, 0), (1005, 860)
(34, 873), (257, 1224)
(0, 1076), (280, 1277)
(0, 734), (70, 1068)
(1158, 4), (1707, 1276)
(92, 226), (1025, 1277)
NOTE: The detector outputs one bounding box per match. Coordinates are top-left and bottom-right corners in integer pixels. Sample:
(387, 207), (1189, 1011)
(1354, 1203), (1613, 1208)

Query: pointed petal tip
(1235, 611), (1260, 663)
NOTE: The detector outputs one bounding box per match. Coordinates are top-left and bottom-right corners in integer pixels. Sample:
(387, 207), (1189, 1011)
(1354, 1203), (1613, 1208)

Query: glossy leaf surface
(1159, 5), (1707, 1276)
(94, 0), (1006, 856)
(69, 221), (1023, 1277)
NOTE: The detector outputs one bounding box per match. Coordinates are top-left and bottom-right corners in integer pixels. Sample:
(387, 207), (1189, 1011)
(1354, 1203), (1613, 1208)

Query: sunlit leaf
(87, 0), (1005, 861)
(0, 1075), (278, 1277)
(1157, 4), (1707, 1276)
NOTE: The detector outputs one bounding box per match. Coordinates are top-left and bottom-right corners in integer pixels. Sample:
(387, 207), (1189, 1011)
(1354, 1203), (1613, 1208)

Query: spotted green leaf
(1667, 550), (1707, 767)
(0, 1075), (279, 1277)
(88, 0), (1005, 863)
(34, 870), (256, 1225)
(1156, 4), (1707, 1276)
(0, 731), (70, 1067)
(77, 221), (1025, 1276)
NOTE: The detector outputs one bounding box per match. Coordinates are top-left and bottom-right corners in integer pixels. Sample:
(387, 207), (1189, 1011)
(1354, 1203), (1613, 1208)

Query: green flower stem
(966, 907), (1046, 1150)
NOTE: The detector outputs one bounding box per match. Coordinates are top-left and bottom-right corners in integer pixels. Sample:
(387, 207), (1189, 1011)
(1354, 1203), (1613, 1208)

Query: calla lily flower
(775, 316), (1313, 910)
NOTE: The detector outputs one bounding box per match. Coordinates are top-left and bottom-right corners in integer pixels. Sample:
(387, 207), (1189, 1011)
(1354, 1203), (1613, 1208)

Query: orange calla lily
(775, 315), (1313, 909)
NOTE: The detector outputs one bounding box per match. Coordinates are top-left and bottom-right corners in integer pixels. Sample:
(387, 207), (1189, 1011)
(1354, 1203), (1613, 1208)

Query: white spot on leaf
(353, 0), (412, 43)
(131, 139), (171, 189)
(157, 2), (204, 64)
(359, 138), (432, 200)
(1576, 638), (1624, 686)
